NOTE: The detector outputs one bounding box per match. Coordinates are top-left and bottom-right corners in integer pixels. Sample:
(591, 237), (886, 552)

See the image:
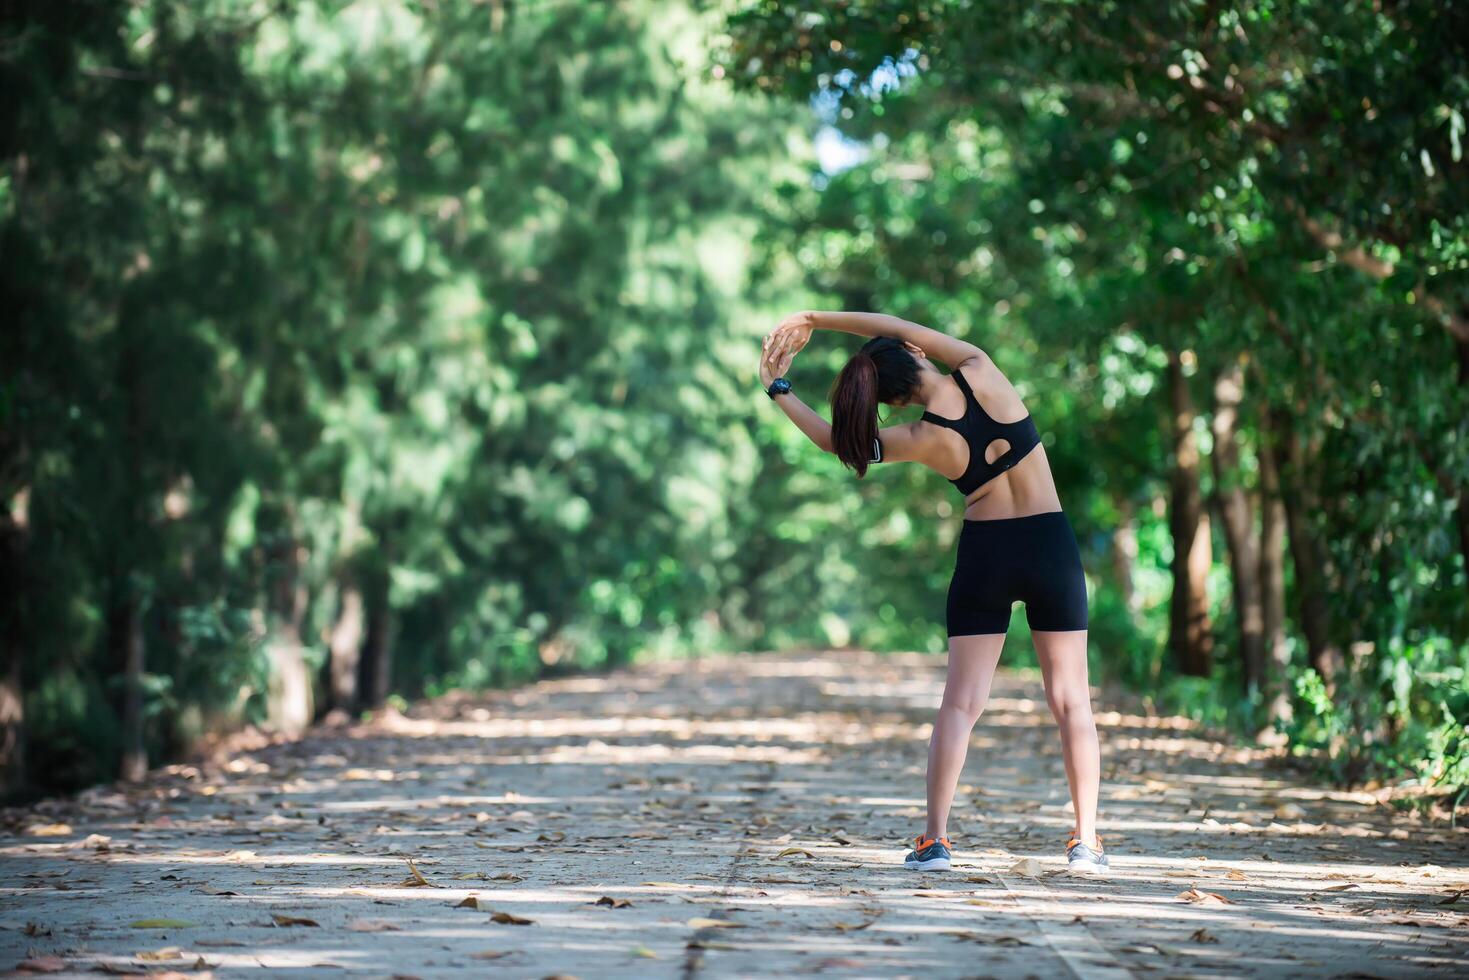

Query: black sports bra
(920, 368), (1042, 496)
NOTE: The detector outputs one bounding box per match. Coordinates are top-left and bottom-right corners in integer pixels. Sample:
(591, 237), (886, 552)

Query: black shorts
(946, 510), (1089, 636)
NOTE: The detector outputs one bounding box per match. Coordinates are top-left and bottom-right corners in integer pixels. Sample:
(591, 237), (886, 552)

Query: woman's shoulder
(956, 353), (1027, 421)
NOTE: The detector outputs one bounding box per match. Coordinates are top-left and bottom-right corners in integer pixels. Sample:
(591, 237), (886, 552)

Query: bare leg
(925, 632), (1006, 840)
(1032, 629), (1100, 849)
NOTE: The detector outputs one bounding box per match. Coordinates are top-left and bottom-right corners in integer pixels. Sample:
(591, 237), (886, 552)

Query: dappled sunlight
(4, 651), (1465, 976)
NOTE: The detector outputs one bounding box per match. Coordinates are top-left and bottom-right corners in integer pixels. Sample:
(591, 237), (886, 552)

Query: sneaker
(903, 834), (952, 871)
(1065, 834), (1109, 876)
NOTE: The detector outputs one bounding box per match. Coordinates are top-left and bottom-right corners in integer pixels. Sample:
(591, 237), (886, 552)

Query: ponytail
(830, 352), (881, 478)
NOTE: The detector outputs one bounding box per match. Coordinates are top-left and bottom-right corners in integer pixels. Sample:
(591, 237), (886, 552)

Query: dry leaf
(1007, 858), (1044, 878)
(26, 823), (73, 837)
(488, 911), (535, 925)
(137, 948), (183, 962)
(1322, 883), (1359, 892)
(1177, 888), (1234, 905)
(1190, 928), (1219, 944)
(489, 872), (524, 882)
(469, 951), (512, 960)
(397, 860), (434, 888)
(592, 896), (633, 908)
(775, 847), (816, 859)
(830, 920), (875, 932)
(271, 914), (320, 928)
(455, 896), (482, 910)
(630, 947), (658, 959)
(687, 917), (744, 929)
(1274, 803), (1307, 820)
(1225, 869), (1247, 881)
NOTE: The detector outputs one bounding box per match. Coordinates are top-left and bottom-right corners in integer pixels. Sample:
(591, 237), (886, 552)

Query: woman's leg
(925, 632), (1006, 840)
(1032, 629), (1100, 848)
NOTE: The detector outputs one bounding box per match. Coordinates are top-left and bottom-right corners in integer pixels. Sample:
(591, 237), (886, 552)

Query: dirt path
(4, 651), (1468, 978)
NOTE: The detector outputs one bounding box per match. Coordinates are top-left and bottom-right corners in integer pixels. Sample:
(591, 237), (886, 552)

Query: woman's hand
(759, 346), (795, 389)
(762, 311), (815, 372)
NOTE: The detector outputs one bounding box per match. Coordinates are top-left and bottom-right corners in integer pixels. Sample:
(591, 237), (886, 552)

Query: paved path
(4, 651), (1468, 978)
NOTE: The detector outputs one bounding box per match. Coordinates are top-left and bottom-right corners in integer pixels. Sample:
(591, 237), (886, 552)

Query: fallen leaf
(77, 833), (113, 851)
(488, 911), (535, 925)
(1273, 803), (1307, 820)
(687, 917), (745, 929)
(592, 896), (633, 908)
(397, 859), (434, 888)
(455, 896), (483, 910)
(775, 847), (816, 859)
(1007, 858), (1044, 878)
(1177, 888), (1234, 906)
(489, 872), (524, 882)
(270, 914), (320, 928)
(26, 823), (73, 837)
(1322, 883), (1359, 892)
(14, 958), (67, 974)
(536, 831), (567, 843)
(687, 940), (740, 951)
(1225, 869), (1247, 881)
(1190, 928), (1219, 944)
(469, 951), (512, 960)
(830, 920), (875, 932)
(137, 948), (183, 962)
(630, 946), (658, 959)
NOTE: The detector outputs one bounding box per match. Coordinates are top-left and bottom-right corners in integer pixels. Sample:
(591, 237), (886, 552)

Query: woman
(759, 310), (1107, 876)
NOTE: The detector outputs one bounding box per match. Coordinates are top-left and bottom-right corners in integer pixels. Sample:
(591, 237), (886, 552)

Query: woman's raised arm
(763, 310), (986, 372)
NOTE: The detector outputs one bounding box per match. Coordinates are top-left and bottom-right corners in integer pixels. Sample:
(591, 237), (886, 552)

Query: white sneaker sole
(1067, 859), (1109, 877)
(904, 857), (952, 871)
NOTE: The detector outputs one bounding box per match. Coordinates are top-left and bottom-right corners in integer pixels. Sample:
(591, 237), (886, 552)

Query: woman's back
(924, 356), (1062, 521)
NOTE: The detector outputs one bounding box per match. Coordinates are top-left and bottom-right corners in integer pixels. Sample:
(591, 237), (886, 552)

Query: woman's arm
(772, 392), (835, 454)
(763, 310), (986, 371)
(760, 348), (833, 452)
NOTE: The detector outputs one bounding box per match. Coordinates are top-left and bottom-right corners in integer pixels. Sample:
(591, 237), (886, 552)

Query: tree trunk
(1210, 361), (1265, 694)
(1257, 415), (1291, 734)
(111, 590), (147, 782)
(264, 516), (313, 733)
(0, 508), (25, 798)
(327, 583), (365, 713)
(1110, 494), (1139, 620)
(1271, 408), (1342, 688)
(1455, 337), (1469, 601)
(359, 577), (392, 709)
(1167, 350), (1214, 676)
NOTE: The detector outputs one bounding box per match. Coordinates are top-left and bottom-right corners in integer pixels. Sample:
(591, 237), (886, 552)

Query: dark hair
(829, 336), (921, 477)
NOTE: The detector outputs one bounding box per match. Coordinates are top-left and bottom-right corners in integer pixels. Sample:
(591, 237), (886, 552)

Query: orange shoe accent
(914, 835), (952, 851)
(1067, 833), (1103, 852)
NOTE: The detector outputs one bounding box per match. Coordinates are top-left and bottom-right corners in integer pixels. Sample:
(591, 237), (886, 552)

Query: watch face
(769, 378), (791, 396)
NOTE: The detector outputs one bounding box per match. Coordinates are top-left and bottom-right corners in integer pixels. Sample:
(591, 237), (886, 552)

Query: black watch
(765, 377), (792, 399)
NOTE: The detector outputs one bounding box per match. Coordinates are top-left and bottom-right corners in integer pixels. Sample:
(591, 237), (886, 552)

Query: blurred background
(2, 1), (1466, 806)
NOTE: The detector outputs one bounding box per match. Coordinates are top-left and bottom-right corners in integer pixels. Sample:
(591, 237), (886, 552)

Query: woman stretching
(759, 310), (1107, 876)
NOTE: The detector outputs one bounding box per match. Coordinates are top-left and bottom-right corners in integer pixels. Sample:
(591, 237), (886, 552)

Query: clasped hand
(759, 311), (815, 387)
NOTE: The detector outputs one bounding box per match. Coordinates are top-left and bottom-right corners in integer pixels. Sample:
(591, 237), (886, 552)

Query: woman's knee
(941, 690), (988, 723)
(1046, 684), (1091, 722)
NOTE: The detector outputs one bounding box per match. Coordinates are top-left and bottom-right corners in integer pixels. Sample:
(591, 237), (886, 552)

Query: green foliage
(3, 1), (1467, 802)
